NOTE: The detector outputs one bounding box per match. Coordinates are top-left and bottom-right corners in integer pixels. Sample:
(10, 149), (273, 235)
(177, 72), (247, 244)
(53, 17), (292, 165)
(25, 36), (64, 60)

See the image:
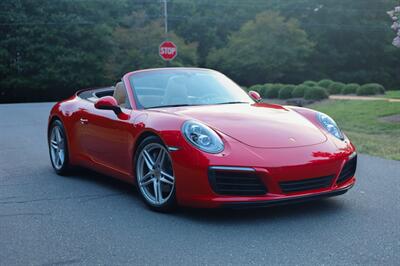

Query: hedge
(292, 85), (308, 98)
(318, 79), (334, 89)
(342, 83), (360, 95)
(327, 82), (345, 94)
(278, 85), (296, 99)
(302, 80), (318, 87)
(357, 83), (385, 95)
(265, 84), (283, 98)
(304, 86), (329, 100)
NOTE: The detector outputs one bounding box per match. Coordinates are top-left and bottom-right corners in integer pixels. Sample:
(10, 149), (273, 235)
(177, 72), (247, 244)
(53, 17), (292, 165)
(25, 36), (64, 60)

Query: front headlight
(182, 120), (224, 153)
(317, 113), (344, 140)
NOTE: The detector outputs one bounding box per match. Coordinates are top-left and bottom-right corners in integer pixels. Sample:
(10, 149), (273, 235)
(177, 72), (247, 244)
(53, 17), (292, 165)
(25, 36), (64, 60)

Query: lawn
(384, 90), (400, 99)
(309, 100), (400, 160)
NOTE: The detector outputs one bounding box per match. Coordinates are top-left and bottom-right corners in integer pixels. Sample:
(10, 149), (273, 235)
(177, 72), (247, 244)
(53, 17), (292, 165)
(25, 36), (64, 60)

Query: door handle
(80, 118), (89, 125)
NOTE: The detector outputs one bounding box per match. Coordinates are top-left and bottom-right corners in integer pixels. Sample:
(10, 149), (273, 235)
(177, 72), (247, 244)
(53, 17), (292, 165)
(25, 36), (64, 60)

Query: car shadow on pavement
(66, 167), (350, 223)
(175, 199), (349, 224)
(67, 167), (138, 196)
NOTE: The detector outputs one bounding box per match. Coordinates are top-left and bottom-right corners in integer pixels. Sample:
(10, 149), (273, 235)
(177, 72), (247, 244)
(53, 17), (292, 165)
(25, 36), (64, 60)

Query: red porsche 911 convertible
(48, 68), (357, 211)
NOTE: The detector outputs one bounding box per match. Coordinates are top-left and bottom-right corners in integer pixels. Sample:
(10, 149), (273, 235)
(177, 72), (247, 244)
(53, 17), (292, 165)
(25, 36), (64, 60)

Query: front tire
(48, 119), (70, 175)
(135, 136), (176, 212)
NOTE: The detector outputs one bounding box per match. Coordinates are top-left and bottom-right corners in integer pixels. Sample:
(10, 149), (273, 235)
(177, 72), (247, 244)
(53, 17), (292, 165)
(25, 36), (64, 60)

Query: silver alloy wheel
(49, 126), (65, 170)
(137, 143), (175, 206)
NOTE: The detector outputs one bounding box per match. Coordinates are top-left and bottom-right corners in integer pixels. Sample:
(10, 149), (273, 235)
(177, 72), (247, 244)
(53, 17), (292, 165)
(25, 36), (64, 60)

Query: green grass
(384, 90), (400, 99)
(309, 100), (400, 160)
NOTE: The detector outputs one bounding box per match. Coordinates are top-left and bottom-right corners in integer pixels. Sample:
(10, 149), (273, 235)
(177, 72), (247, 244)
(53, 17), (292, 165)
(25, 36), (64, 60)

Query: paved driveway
(0, 103), (399, 265)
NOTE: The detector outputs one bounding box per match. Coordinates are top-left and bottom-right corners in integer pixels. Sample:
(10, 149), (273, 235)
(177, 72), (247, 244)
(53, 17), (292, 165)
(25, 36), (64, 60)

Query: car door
(78, 104), (134, 177)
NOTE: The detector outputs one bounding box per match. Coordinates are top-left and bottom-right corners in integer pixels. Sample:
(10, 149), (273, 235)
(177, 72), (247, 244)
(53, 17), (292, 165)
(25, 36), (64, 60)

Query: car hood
(159, 103), (327, 148)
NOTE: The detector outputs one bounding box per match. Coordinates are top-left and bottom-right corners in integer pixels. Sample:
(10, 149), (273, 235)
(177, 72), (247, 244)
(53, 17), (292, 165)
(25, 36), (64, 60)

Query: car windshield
(128, 69), (253, 109)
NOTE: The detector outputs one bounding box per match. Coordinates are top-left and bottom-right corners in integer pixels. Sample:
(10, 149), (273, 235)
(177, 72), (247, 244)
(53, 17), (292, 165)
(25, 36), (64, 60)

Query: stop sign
(159, 41), (177, 61)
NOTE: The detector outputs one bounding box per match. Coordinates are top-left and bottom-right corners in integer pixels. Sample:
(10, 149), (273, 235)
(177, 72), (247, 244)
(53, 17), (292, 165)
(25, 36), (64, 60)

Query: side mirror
(248, 90), (262, 102)
(94, 96), (122, 115)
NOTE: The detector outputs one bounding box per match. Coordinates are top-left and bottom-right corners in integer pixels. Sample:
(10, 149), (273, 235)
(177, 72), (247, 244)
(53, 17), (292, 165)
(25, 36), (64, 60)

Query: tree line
(0, 0), (399, 103)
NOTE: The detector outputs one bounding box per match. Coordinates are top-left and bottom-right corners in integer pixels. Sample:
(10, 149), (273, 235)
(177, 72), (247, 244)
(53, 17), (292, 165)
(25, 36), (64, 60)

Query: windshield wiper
(146, 104), (192, 109)
(216, 101), (249, 105)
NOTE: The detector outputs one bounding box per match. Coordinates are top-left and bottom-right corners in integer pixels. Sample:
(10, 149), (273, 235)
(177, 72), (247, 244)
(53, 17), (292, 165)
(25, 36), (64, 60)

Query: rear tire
(135, 136), (177, 212)
(48, 119), (71, 175)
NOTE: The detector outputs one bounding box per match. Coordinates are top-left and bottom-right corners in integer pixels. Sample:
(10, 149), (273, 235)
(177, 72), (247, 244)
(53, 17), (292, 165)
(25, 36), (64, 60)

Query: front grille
(337, 155), (357, 184)
(279, 175), (334, 193)
(208, 168), (267, 196)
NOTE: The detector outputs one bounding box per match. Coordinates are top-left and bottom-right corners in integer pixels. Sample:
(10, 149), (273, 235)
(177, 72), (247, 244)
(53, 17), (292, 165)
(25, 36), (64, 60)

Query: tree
(206, 11), (314, 85)
(105, 12), (197, 81)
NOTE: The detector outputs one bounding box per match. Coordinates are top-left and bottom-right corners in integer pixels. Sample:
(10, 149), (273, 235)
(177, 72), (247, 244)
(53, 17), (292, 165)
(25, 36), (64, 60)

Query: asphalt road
(0, 102), (399, 266)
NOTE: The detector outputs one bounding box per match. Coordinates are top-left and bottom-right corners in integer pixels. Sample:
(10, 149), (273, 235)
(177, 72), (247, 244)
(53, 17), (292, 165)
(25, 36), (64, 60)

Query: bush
(302, 81), (317, 87)
(292, 85), (308, 98)
(278, 85), (296, 99)
(357, 83), (385, 95)
(318, 79), (334, 89)
(265, 84), (283, 99)
(327, 82), (345, 94)
(360, 83), (385, 95)
(342, 83), (360, 95)
(259, 83), (274, 98)
(304, 86), (329, 100)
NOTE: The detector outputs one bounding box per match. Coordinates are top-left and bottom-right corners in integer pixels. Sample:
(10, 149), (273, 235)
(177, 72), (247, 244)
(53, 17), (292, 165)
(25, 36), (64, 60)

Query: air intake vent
(280, 175), (334, 193)
(208, 167), (267, 196)
(337, 155), (357, 184)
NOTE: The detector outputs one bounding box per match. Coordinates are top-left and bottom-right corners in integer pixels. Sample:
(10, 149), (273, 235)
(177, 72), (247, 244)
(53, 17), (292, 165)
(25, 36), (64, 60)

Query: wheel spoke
(160, 176), (174, 185)
(153, 179), (162, 203)
(142, 150), (155, 170)
(58, 150), (64, 164)
(51, 140), (58, 149)
(140, 172), (154, 186)
(155, 149), (165, 167)
(161, 171), (174, 183)
(55, 153), (61, 166)
(55, 127), (62, 142)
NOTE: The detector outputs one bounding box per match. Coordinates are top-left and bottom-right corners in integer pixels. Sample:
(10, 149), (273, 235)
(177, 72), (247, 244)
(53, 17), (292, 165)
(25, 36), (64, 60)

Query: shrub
(292, 85), (308, 98)
(259, 83), (274, 98)
(304, 86), (329, 100)
(318, 79), (334, 89)
(342, 83), (360, 95)
(278, 85), (296, 99)
(327, 82), (345, 94)
(265, 83), (283, 99)
(302, 80), (317, 87)
(357, 83), (385, 95)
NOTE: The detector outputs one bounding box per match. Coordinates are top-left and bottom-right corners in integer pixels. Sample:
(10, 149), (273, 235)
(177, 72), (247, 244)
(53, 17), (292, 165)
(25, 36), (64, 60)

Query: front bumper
(222, 183), (354, 209)
(171, 134), (357, 208)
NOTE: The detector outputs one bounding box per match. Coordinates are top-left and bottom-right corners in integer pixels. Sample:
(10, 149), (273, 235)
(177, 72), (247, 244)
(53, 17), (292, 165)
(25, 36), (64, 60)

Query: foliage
(105, 12), (197, 81)
(265, 84), (283, 99)
(357, 83), (385, 95)
(206, 11), (314, 85)
(309, 100), (400, 160)
(292, 85), (308, 98)
(385, 90), (400, 99)
(387, 6), (400, 47)
(278, 85), (296, 99)
(304, 86), (328, 100)
(318, 79), (334, 89)
(302, 81), (317, 87)
(1, 0), (400, 102)
(342, 83), (360, 95)
(327, 82), (346, 95)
